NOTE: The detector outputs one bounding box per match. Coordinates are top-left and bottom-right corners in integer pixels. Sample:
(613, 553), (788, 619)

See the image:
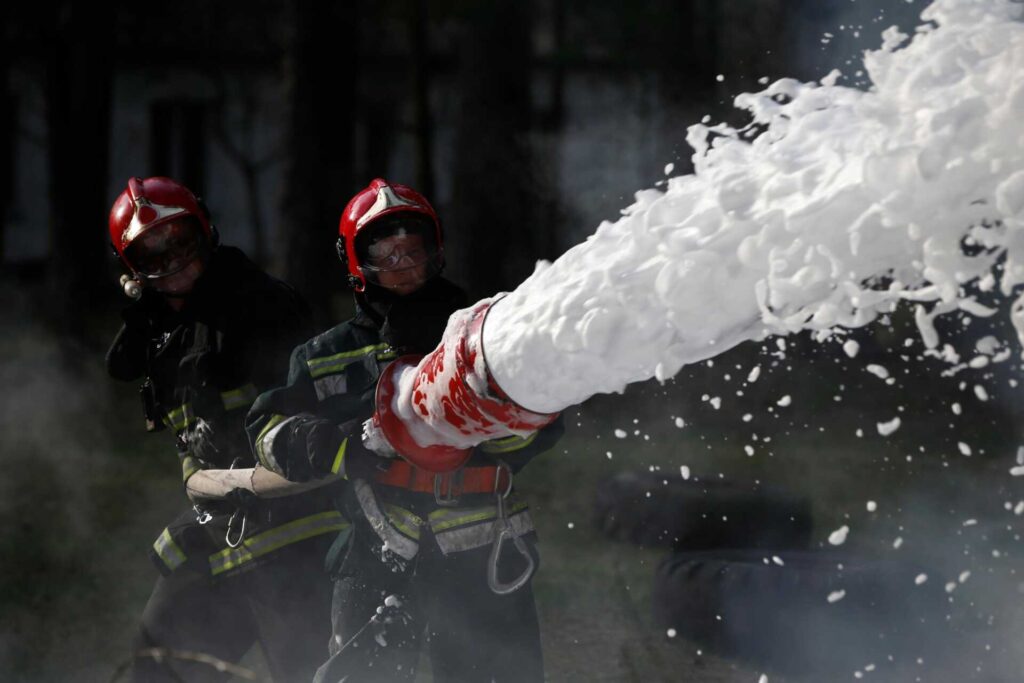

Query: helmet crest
(338, 178), (443, 291)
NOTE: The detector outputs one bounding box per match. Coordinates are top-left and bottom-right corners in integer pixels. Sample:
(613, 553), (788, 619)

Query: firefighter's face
(128, 218), (207, 296)
(363, 233), (431, 295)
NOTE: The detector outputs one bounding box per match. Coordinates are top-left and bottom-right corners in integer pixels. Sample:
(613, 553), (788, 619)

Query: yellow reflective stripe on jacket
(153, 528), (188, 572)
(428, 500), (529, 533)
(331, 438), (348, 475)
(254, 414), (288, 472)
(221, 383), (258, 411)
(382, 503), (424, 541)
(208, 511), (348, 577)
(181, 455), (202, 482)
(431, 504), (534, 555)
(478, 432), (538, 454)
(306, 343), (392, 379)
(164, 403), (194, 432)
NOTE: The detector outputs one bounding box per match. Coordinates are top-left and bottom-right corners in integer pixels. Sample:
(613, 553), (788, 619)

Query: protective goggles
(124, 217), (208, 279)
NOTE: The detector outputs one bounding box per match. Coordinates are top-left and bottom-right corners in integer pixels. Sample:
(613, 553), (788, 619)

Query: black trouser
(130, 539), (333, 683)
(314, 530), (543, 683)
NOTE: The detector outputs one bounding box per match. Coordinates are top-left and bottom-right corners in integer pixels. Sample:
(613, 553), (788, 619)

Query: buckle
(433, 470), (464, 507)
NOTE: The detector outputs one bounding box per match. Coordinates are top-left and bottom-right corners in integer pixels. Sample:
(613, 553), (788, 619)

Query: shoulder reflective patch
(433, 507), (534, 556)
(153, 528), (188, 572)
(478, 432), (538, 454)
(353, 479), (420, 561)
(220, 383), (258, 411)
(314, 373), (348, 401)
(209, 510), (348, 577)
(306, 343), (391, 379)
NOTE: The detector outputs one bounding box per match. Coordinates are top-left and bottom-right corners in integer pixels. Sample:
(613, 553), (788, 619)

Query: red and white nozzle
(372, 299), (558, 473)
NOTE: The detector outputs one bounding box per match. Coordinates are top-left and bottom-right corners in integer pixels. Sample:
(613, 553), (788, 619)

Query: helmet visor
(356, 216), (441, 286)
(124, 217), (208, 278)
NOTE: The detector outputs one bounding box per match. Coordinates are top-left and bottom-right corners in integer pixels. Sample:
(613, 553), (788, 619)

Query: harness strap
(374, 460), (510, 496)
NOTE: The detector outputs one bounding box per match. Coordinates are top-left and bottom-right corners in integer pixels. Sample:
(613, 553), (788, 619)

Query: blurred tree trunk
(0, 6), (12, 265)
(279, 0), (356, 324)
(448, 1), (551, 301)
(409, 0), (434, 199)
(45, 0), (113, 333)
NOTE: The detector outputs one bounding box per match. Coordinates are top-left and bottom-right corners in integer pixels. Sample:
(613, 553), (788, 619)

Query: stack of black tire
(593, 470), (950, 678)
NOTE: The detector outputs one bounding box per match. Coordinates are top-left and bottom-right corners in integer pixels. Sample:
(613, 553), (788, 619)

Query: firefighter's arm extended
(244, 341), (388, 483)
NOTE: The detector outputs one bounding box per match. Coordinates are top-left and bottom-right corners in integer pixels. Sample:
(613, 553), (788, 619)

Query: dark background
(4, 1), (1022, 682)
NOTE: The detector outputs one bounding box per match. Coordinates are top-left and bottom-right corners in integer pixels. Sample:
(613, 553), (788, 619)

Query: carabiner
(225, 508), (248, 548)
(487, 526), (536, 595)
(486, 462), (535, 595)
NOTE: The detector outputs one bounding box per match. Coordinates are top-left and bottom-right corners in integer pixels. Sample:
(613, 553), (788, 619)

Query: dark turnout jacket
(107, 246), (345, 578)
(245, 277), (564, 574)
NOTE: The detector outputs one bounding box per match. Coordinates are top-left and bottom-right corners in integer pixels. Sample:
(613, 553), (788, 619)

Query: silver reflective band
(353, 479), (420, 561)
(256, 414), (307, 475)
(433, 508), (534, 556)
(153, 528), (188, 572)
(314, 373), (348, 401)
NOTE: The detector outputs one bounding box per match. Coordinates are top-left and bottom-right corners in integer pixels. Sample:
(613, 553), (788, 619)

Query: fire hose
(184, 466), (340, 501)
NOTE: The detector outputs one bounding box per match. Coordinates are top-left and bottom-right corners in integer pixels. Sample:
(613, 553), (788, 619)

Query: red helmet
(109, 177), (214, 277)
(337, 178), (443, 291)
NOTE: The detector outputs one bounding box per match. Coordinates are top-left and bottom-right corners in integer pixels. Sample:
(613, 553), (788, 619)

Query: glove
(224, 487), (259, 511)
(337, 418), (395, 480)
(189, 418), (224, 464)
(361, 418), (397, 458)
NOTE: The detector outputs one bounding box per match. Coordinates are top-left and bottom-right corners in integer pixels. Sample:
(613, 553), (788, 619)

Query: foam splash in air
(478, 0), (1024, 414)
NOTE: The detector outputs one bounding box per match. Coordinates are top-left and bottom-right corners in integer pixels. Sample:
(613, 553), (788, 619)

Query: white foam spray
(479, 0), (1024, 414)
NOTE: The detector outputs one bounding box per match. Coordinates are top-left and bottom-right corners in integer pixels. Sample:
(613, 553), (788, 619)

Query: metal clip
(487, 462), (535, 595)
(193, 504), (212, 525)
(225, 509), (247, 548)
(433, 470), (464, 507)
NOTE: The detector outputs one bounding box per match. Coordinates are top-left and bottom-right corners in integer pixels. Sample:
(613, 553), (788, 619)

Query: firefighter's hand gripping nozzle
(371, 299), (558, 474)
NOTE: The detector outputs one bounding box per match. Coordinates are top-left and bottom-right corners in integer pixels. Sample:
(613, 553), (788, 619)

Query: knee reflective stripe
(353, 479), (420, 561)
(220, 383), (258, 412)
(479, 432), (538, 454)
(306, 343), (392, 379)
(430, 503), (533, 555)
(254, 414), (294, 475)
(208, 511), (349, 577)
(164, 403), (194, 432)
(153, 528), (188, 572)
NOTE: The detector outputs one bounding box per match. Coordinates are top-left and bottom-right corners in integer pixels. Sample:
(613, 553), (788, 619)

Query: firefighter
(106, 176), (342, 682)
(246, 178), (564, 682)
